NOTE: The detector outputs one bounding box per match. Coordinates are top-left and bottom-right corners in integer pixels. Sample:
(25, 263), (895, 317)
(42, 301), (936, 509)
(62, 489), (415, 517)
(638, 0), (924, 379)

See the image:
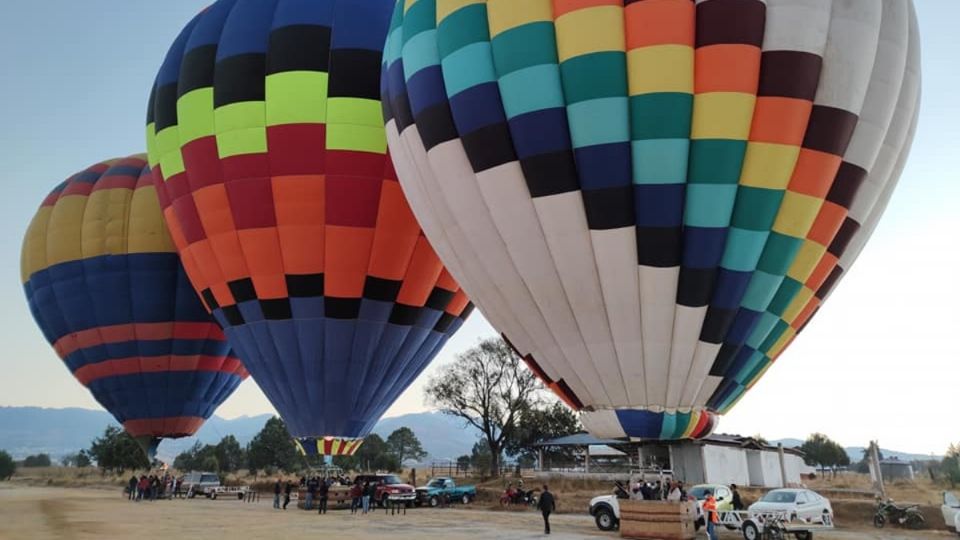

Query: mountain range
(0, 406), (939, 464)
(0, 406), (479, 463)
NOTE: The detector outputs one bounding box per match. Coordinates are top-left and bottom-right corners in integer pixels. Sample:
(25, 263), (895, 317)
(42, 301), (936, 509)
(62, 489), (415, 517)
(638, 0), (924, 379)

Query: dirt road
(0, 485), (951, 540)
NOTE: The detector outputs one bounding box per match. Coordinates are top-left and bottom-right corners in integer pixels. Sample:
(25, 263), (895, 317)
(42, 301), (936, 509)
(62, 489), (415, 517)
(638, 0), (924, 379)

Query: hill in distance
(0, 406), (940, 464)
(0, 407), (478, 463)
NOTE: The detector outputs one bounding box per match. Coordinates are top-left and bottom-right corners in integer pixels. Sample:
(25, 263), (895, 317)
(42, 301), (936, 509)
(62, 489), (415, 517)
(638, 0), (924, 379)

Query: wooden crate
(620, 500), (696, 540)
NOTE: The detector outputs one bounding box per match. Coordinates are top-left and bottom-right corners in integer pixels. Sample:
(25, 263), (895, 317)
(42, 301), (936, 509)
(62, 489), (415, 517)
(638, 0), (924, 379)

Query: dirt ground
(0, 485), (954, 540)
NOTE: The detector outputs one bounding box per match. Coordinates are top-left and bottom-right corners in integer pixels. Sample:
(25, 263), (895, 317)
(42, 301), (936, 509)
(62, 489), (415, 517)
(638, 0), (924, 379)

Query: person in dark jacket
(731, 484), (744, 511)
(362, 481), (373, 514)
(350, 481), (362, 514)
(318, 478), (329, 514)
(283, 481), (293, 510)
(305, 476), (318, 510)
(128, 475), (138, 501)
(273, 479), (282, 509)
(537, 484), (556, 534)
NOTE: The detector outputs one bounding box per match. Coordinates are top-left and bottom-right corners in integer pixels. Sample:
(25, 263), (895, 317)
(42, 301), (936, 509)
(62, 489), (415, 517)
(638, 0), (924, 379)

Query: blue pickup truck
(415, 477), (477, 507)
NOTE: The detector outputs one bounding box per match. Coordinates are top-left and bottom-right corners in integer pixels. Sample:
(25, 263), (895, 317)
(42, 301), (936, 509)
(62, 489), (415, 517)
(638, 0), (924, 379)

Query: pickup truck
(415, 477), (477, 507)
(589, 481), (704, 532)
(353, 473), (417, 507)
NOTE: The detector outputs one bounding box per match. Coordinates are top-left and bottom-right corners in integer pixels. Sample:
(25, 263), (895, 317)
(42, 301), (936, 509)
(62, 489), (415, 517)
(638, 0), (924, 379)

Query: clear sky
(1, 2), (957, 457)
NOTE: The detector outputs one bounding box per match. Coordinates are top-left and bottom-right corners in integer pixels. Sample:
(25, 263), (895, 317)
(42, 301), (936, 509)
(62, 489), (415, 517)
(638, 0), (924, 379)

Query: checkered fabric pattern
(381, 0), (921, 440)
(21, 156), (247, 455)
(146, 0), (472, 454)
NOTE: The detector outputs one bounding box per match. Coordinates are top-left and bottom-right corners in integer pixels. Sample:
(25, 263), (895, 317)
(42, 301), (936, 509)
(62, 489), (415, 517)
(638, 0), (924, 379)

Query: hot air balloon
(21, 156), (248, 457)
(146, 0), (472, 456)
(381, 0), (920, 440)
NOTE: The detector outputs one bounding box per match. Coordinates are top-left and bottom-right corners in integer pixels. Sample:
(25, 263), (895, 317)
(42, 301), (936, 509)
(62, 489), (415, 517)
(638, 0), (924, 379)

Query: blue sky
(1, 2), (957, 456)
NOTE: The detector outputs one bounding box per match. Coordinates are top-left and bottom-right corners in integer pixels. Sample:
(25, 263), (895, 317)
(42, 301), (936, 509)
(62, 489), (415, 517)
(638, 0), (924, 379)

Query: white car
(944, 491), (960, 536)
(748, 488), (833, 523)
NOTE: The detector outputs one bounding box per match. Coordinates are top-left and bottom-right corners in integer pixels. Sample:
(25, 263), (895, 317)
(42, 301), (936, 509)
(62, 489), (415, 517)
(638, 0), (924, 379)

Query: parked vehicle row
(589, 484), (834, 538)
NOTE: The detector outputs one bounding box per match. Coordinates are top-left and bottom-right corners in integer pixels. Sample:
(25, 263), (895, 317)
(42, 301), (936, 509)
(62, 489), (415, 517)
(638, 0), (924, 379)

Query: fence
(429, 460), (529, 478)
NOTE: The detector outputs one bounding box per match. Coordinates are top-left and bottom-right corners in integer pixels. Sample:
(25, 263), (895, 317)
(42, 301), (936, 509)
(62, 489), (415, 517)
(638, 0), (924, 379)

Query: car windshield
(427, 479), (446, 488)
(381, 475), (402, 485)
(761, 491), (797, 503)
(200, 475), (219, 483)
(689, 487), (711, 500)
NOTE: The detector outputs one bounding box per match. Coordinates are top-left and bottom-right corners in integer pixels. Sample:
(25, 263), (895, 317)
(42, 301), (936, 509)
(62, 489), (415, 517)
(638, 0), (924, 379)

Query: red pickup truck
(354, 473), (416, 507)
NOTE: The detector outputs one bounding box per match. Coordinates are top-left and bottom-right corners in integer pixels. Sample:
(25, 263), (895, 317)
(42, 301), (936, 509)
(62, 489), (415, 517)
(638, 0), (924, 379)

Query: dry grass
(8, 468), (953, 531)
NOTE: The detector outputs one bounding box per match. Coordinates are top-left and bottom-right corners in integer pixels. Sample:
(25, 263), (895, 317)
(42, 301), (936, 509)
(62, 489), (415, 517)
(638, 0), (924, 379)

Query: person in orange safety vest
(703, 491), (719, 540)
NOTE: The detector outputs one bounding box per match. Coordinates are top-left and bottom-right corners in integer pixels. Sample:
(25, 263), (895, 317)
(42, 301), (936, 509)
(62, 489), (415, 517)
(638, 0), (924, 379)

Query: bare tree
(425, 337), (542, 476)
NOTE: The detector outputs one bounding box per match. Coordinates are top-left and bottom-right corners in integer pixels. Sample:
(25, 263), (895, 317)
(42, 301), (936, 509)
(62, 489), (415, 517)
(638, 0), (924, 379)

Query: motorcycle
(874, 498), (925, 529)
(499, 488), (539, 507)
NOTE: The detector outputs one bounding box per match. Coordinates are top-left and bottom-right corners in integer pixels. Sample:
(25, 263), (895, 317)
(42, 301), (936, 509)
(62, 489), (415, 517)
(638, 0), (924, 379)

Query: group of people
(271, 475), (380, 515)
(701, 484), (744, 540)
(127, 473), (180, 501)
(630, 479), (677, 501)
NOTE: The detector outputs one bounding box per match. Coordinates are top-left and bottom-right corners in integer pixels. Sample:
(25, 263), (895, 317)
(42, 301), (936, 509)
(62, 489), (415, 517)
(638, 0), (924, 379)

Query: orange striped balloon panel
(145, 0), (472, 445)
(20, 155), (247, 456)
(382, 0), (920, 439)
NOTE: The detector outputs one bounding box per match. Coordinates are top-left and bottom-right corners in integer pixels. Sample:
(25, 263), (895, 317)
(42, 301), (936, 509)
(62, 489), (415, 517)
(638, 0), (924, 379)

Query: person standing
(537, 484), (556, 535)
(731, 484), (744, 511)
(283, 481), (293, 510)
(350, 481), (362, 514)
(361, 481), (372, 515)
(128, 475), (138, 501)
(667, 481), (682, 502)
(703, 491), (719, 540)
(318, 477), (329, 514)
(273, 479), (282, 509)
(305, 476), (317, 510)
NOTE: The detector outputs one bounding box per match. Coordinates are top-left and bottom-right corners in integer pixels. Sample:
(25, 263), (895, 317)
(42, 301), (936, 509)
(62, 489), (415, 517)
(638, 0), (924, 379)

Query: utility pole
(868, 440), (885, 499)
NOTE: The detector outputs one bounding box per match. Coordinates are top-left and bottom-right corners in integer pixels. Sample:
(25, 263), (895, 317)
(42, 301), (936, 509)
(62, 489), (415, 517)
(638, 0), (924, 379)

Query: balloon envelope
(146, 0), (472, 455)
(21, 156), (248, 457)
(381, 0), (920, 439)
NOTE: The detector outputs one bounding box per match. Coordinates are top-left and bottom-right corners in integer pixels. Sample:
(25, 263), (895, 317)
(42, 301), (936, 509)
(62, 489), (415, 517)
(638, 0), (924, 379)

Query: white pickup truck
(588, 481), (704, 532)
(180, 471), (248, 500)
(944, 491), (960, 536)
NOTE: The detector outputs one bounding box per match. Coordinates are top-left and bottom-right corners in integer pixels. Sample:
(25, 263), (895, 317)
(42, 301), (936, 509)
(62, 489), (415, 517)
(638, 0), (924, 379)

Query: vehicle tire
(429, 495), (439, 508)
(237, 492), (244, 500)
(210, 492), (217, 500)
(461, 494), (470, 505)
(794, 532), (812, 540)
(906, 513), (925, 530)
(873, 514), (886, 528)
(595, 507), (617, 531)
(742, 521), (760, 540)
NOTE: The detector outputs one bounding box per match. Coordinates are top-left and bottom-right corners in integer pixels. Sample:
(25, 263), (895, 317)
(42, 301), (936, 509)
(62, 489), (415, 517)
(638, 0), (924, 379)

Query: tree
(469, 441), (492, 473)
(246, 417), (299, 474)
(426, 337), (542, 476)
(334, 434), (400, 473)
(800, 433), (849, 475)
(505, 401), (581, 465)
(456, 455), (471, 472)
(943, 444), (960, 488)
(22, 454), (52, 467)
(215, 435), (246, 473)
(752, 434), (770, 446)
(62, 450), (92, 468)
(0, 450), (15, 480)
(88, 426), (150, 473)
(386, 427), (427, 464)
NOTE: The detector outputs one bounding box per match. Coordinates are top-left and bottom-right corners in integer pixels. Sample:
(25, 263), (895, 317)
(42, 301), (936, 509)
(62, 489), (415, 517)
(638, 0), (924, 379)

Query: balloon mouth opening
(132, 436), (162, 461)
(295, 437), (364, 456)
(581, 407), (718, 441)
